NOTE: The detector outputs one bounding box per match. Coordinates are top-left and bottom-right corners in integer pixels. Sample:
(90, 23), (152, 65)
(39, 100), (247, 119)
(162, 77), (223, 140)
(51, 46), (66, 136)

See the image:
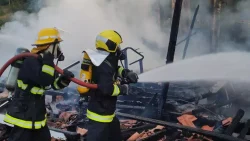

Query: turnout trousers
(8, 125), (51, 141)
(87, 116), (122, 141)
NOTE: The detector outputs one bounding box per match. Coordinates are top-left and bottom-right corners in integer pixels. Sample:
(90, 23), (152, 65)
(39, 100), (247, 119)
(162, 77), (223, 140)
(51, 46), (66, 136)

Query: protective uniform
(77, 30), (138, 141)
(4, 28), (74, 141)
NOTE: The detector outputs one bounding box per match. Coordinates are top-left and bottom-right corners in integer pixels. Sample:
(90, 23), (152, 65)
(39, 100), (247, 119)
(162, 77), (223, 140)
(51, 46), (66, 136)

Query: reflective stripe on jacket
(4, 113), (47, 129)
(87, 109), (115, 123)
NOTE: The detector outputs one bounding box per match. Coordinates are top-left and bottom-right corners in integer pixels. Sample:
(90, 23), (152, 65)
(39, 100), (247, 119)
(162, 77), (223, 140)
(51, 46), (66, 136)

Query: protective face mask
(56, 44), (64, 61)
(45, 45), (56, 58)
(45, 43), (62, 59)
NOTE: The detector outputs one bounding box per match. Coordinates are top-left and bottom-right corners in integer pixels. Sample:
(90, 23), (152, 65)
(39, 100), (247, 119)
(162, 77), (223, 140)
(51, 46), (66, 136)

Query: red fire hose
(0, 53), (98, 89)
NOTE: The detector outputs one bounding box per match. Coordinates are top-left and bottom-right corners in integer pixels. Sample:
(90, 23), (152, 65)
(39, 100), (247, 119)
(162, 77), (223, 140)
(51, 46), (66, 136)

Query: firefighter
(4, 27), (74, 141)
(77, 30), (138, 141)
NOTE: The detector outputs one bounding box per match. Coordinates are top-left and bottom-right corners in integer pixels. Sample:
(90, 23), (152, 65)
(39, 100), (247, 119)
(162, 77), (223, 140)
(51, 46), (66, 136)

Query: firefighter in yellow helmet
(4, 28), (74, 141)
(77, 30), (138, 141)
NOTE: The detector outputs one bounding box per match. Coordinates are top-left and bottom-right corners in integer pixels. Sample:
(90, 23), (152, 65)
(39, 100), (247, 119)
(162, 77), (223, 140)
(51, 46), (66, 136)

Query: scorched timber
(116, 112), (246, 141)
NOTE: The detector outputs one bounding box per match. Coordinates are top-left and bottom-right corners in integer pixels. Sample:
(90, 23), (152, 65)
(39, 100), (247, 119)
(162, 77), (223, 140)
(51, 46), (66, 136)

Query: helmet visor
(106, 39), (117, 52)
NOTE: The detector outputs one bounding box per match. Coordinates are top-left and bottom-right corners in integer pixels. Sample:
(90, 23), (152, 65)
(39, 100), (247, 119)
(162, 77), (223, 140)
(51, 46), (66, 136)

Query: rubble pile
(124, 124), (166, 141)
(0, 124), (11, 141)
(0, 85), (250, 140)
(46, 99), (180, 140)
(46, 100), (88, 141)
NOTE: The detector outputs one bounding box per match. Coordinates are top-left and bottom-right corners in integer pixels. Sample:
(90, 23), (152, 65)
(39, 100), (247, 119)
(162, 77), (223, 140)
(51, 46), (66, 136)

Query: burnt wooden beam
(116, 112), (246, 141)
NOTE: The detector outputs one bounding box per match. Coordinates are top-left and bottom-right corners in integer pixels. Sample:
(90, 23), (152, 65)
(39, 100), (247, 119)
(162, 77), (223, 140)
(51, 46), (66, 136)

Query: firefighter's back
(88, 57), (119, 117)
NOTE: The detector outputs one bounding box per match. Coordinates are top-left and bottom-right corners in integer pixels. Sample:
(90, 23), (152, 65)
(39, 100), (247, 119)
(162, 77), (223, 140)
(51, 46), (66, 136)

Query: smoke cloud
(175, 0), (250, 60)
(1, 0), (250, 120)
(0, 0), (172, 77)
(1, 0), (250, 77)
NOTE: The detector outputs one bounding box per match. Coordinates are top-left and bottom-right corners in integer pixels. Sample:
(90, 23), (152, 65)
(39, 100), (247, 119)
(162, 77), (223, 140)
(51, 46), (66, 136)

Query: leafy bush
(0, 19), (6, 27)
(0, 9), (4, 16)
(0, 0), (29, 27)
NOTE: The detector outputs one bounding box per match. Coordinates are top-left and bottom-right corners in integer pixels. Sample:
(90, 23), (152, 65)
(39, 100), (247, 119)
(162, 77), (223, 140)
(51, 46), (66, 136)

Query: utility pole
(158, 0), (183, 120)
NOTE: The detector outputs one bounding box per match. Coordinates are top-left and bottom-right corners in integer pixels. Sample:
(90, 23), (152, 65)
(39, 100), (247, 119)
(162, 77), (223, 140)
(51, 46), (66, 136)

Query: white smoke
(0, 0), (172, 77)
(1, 0), (250, 78)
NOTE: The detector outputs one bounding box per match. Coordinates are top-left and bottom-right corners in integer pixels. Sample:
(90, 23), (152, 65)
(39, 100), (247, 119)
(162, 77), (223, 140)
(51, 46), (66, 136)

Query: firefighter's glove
(38, 52), (54, 66)
(60, 69), (75, 85)
(122, 69), (130, 76)
(125, 71), (138, 83)
(118, 84), (129, 95)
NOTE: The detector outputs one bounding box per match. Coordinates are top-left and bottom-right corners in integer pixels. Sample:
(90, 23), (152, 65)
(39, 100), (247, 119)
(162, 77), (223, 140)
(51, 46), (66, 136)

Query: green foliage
(0, 0), (27, 11)
(0, 0), (30, 27)
(0, 0), (9, 6)
(0, 19), (7, 27)
(10, 0), (26, 12)
(0, 9), (4, 16)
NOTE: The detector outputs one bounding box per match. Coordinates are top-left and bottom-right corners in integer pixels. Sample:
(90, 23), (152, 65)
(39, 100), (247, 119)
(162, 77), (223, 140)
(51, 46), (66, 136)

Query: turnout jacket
(87, 54), (126, 123)
(4, 56), (68, 129)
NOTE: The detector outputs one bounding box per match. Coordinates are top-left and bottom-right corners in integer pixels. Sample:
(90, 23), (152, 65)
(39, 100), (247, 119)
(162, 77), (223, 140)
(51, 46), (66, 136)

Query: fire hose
(0, 53), (98, 89)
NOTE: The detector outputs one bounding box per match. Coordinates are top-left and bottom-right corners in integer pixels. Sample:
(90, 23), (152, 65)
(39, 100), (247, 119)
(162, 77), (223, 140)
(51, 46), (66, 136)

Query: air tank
(5, 47), (30, 92)
(77, 52), (92, 95)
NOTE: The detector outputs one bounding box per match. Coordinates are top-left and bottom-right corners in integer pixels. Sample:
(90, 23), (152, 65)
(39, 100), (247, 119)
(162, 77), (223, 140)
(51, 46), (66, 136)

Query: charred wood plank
(81, 102), (145, 110)
(238, 119), (250, 139)
(49, 127), (79, 136)
(138, 129), (167, 141)
(121, 124), (156, 133)
(185, 92), (214, 103)
(168, 131), (182, 140)
(116, 112), (245, 141)
(224, 109), (244, 135)
(185, 95), (243, 114)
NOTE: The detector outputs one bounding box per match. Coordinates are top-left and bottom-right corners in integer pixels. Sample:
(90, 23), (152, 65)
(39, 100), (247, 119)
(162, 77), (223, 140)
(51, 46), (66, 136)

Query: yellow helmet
(95, 30), (123, 53)
(32, 27), (63, 46)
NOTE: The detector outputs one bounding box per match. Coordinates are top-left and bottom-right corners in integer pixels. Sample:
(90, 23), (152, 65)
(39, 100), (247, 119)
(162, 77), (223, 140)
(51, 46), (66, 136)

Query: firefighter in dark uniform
(4, 28), (74, 141)
(77, 30), (138, 141)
